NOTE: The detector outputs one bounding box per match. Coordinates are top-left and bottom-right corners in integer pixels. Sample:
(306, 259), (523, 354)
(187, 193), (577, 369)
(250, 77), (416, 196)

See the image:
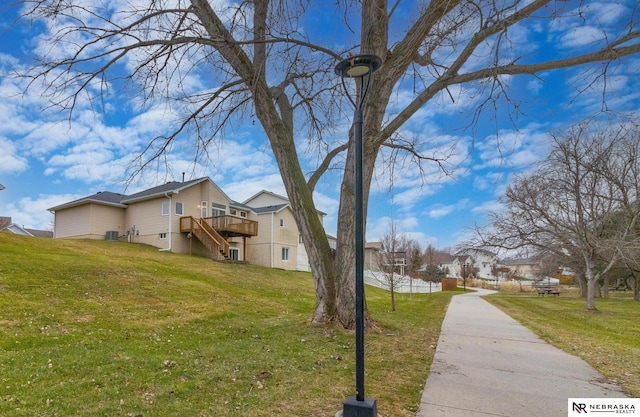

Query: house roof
(229, 200), (257, 213)
(365, 241), (384, 250)
(25, 228), (54, 238)
(121, 177), (210, 203)
(244, 189), (327, 216)
(49, 191), (128, 212)
(252, 203), (290, 214)
(243, 190), (289, 205)
(2, 223), (34, 236)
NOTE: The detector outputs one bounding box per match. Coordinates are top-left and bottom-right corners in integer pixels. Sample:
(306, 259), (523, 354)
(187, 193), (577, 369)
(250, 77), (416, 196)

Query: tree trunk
(584, 260), (599, 312)
(391, 285), (396, 312)
(391, 272), (396, 311)
(576, 272), (587, 298)
(333, 120), (380, 327)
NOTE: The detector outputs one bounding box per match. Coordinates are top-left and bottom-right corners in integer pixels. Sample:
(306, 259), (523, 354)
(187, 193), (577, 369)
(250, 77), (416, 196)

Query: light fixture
(335, 53), (382, 417)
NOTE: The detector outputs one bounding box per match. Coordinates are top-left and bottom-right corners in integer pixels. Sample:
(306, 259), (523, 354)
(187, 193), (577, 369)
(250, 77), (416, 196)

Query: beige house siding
(49, 179), (305, 267)
(244, 191), (289, 207)
(246, 207), (298, 270)
(54, 205), (92, 238)
(124, 198), (174, 247)
(121, 181), (241, 260)
(54, 204), (125, 239)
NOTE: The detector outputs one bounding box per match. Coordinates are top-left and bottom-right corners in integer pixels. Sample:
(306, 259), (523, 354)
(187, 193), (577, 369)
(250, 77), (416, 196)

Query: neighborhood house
(48, 177), (326, 271)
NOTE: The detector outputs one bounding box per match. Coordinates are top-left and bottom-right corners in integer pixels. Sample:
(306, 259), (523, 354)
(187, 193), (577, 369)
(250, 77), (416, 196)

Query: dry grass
(486, 291), (640, 397)
(0, 234), (454, 416)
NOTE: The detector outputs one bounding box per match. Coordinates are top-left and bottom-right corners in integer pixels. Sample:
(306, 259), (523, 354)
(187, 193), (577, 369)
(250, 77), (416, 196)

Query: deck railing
(179, 216), (230, 258)
(202, 215), (258, 237)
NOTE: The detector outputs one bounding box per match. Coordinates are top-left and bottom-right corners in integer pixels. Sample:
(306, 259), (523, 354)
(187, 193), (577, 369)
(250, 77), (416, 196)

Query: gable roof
(121, 177), (210, 203)
(243, 190), (289, 205)
(49, 191), (128, 212)
(244, 189), (327, 216)
(252, 203), (290, 215)
(2, 223), (34, 236)
(230, 200), (257, 213)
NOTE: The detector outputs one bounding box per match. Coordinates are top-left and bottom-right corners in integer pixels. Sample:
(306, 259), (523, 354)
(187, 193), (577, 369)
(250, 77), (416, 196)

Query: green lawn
(0, 234), (453, 416)
(486, 291), (640, 397)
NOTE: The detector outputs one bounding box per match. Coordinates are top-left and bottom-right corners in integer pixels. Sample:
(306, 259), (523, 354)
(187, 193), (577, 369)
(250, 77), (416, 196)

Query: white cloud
(475, 125), (550, 170)
(0, 136), (28, 173)
(471, 199), (503, 214)
(559, 26), (603, 48)
(5, 193), (80, 230)
(427, 199), (470, 219)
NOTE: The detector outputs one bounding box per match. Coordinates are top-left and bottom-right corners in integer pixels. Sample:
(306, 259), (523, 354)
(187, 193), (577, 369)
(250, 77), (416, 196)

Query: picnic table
(536, 286), (561, 296)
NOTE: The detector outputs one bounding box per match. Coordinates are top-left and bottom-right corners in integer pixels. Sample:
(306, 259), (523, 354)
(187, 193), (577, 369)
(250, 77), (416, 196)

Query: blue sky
(0, 1), (639, 250)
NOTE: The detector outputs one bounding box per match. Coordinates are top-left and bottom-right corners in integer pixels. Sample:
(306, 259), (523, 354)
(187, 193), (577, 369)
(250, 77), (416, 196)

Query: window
(162, 200), (170, 216)
(212, 203), (226, 217)
(279, 218), (284, 227)
(282, 247), (289, 261)
(229, 209), (237, 216)
(175, 202), (183, 215)
(201, 201), (207, 218)
(159, 233), (167, 239)
(229, 248), (239, 261)
(240, 211), (247, 218)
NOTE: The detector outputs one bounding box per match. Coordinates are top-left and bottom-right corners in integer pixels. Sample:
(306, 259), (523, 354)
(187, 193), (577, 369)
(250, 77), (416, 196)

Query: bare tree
(376, 221), (409, 311)
(14, 0), (640, 327)
(473, 120), (640, 311)
(404, 238), (424, 276)
(422, 245), (438, 280)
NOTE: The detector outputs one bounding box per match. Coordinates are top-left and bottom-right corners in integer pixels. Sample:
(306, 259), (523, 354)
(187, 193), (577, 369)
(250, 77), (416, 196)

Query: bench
(537, 287), (560, 296)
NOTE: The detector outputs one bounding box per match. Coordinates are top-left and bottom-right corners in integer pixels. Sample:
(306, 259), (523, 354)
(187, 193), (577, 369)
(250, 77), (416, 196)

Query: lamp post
(462, 263), (467, 292)
(335, 54), (382, 417)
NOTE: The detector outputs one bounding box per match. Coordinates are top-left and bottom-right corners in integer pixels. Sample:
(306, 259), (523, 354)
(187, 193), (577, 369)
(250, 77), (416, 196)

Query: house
(49, 177), (258, 263)
(440, 249), (500, 281)
(0, 216), (53, 238)
(243, 190), (332, 272)
(501, 258), (541, 277)
(440, 254), (474, 278)
(48, 178), (329, 272)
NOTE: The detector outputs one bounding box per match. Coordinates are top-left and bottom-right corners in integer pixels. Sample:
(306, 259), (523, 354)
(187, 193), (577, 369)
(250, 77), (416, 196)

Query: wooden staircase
(180, 216), (230, 258)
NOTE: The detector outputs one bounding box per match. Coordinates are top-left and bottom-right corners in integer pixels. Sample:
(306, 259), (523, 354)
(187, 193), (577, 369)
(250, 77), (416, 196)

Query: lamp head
(335, 54), (382, 79)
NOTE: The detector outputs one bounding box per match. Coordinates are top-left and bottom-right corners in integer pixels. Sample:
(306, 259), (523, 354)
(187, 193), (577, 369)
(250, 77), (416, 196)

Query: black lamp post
(462, 263), (467, 292)
(335, 54), (382, 417)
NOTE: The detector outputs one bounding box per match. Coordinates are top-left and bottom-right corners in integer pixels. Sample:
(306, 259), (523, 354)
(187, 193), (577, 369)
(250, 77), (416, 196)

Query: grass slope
(486, 292), (640, 397)
(0, 234), (453, 416)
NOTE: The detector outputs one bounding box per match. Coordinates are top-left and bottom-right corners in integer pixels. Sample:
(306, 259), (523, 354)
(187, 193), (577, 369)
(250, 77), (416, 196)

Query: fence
(365, 271), (443, 293)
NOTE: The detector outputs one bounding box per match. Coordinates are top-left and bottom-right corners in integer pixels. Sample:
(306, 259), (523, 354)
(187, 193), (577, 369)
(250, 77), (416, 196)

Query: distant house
(440, 249), (500, 281)
(243, 190), (332, 272)
(364, 241), (384, 271)
(501, 258), (541, 277)
(0, 216), (53, 238)
(48, 178), (329, 272)
(440, 254), (474, 278)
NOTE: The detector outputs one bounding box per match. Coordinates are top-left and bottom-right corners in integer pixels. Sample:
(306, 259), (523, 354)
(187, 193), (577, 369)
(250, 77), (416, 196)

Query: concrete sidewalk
(416, 289), (628, 417)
